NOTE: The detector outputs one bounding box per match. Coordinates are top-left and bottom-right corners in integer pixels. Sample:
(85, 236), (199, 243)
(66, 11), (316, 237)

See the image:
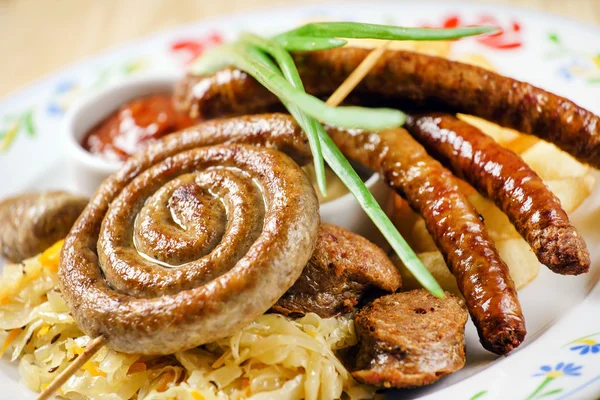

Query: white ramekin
(62, 74), (391, 245)
(62, 74), (179, 196)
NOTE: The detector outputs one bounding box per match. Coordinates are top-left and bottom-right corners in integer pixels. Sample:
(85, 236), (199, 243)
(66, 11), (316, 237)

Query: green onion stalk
(191, 22), (498, 297)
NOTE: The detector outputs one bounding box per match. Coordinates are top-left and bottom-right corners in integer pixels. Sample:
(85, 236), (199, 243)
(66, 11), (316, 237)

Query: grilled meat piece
(272, 223), (401, 318)
(350, 290), (468, 388)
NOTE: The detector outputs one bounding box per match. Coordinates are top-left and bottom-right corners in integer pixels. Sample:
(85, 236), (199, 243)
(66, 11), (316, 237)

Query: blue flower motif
(46, 103), (63, 116)
(56, 80), (76, 93)
(558, 66), (573, 80)
(46, 80), (82, 117)
(534, 362), (582, 378)
(570, 339), (600, 355)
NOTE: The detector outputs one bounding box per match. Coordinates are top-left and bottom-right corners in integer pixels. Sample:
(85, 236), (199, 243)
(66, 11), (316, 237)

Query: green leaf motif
(22, 110), (36, 136)
(564, 332), (600, 347)
(539, 388), (563, 397)
(91, 69), (111, 89)
(527, 377), (555, 400)
(549, 33), (560, 43)
(123, 59), (146, 75)
(469, 390), (488, 400)
(0, 123), (20, 152)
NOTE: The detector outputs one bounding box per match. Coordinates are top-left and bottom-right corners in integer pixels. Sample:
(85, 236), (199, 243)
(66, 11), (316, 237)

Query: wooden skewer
(325, 40), (391, 107)
(35, 40), (390, 400)
(37, 336), (106, 400)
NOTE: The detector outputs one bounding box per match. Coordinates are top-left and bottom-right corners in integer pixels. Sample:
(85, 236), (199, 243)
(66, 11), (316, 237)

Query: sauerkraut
(0, 241), (375, 400)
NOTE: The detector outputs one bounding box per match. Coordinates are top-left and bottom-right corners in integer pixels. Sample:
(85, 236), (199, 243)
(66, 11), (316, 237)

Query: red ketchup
(83, 94), (195, 161)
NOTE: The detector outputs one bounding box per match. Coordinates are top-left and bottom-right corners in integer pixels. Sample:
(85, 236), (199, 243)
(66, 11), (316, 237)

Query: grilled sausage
(324, 123), (526, 355)
(175, 48), (600, 168)
(405, 113), (589, 275)
(60, 115), (320, 355)
(60, 113), (524, 355)
(272, 223), (402, 318)
(0, 191), (87, 262)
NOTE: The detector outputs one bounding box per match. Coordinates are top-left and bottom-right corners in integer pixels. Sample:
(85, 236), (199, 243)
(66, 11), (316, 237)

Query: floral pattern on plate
(0, 108), (36, 152)
(46, 57), (150, 117)
(545, 33), (600, 84)
(0, 4), (599, 399)
(423, 14), (523, 49)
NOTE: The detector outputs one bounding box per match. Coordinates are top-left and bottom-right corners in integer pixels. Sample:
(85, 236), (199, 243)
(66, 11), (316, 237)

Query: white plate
(1, 1), (600, 399)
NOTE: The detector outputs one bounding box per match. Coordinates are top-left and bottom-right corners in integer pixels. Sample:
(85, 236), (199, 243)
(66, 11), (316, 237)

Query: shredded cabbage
(0, 243), (376, 399)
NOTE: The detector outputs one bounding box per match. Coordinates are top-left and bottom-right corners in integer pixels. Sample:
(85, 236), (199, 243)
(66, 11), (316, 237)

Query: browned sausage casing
(0, 191), (87, 262)
(405, 113), (589, 275)
(60, 115), (320, 355)
(175, 48), (600, 168)
(324, 123), (526, 355)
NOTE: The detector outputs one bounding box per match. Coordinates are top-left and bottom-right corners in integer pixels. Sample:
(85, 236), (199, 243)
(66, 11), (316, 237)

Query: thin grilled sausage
(60, 115), (320, 355)
(174, 48), (600, 168)
(405, 113), (589, 275)
(324, 123), (526, 355)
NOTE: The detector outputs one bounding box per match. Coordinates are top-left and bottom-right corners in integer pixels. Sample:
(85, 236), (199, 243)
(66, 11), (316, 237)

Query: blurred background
(1, 0), (598, 97)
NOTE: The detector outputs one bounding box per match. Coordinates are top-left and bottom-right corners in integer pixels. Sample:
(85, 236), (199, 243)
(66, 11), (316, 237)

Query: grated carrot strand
(1, 328), (23, 357)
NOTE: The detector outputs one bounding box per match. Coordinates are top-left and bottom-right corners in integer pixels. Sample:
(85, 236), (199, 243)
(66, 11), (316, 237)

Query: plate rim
(1, 2), (600, 399)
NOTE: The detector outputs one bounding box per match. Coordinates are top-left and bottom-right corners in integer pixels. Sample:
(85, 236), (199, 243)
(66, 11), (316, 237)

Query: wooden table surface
(1, 0), (599, 98)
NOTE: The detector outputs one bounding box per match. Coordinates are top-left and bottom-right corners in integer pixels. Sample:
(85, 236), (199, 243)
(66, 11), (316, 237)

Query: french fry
(503, 134), (540, 154)
(456, 114), (536, 151)
(546, 175), (595, 212)
(520, 141), (589, 180)
(409, 219), (438, 252)
(494, 238), (540, 289)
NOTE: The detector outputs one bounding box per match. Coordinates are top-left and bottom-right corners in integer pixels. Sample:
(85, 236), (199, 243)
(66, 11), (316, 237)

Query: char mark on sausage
(349, 290), (468, 389)
(272, 223), (401, 318)
(174, 48), (600, 168)
(405, 113), (589, 275)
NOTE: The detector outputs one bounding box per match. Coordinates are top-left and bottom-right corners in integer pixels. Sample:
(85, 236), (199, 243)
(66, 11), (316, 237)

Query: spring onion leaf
(275, 36), (348, 51)
(238, 37), (440, 296)
(317, 129), (443, 297)
(240, 33), (327, 195)
(191, 44), (237, 75)
(277, 22), (499, 41)
(192, 44), (406, 131)
(188, 20), (496, 297)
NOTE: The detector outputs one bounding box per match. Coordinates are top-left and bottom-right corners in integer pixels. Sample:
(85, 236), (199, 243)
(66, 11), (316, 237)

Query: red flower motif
(170, 32), (224, 65)
(426, 14), (523, 50)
